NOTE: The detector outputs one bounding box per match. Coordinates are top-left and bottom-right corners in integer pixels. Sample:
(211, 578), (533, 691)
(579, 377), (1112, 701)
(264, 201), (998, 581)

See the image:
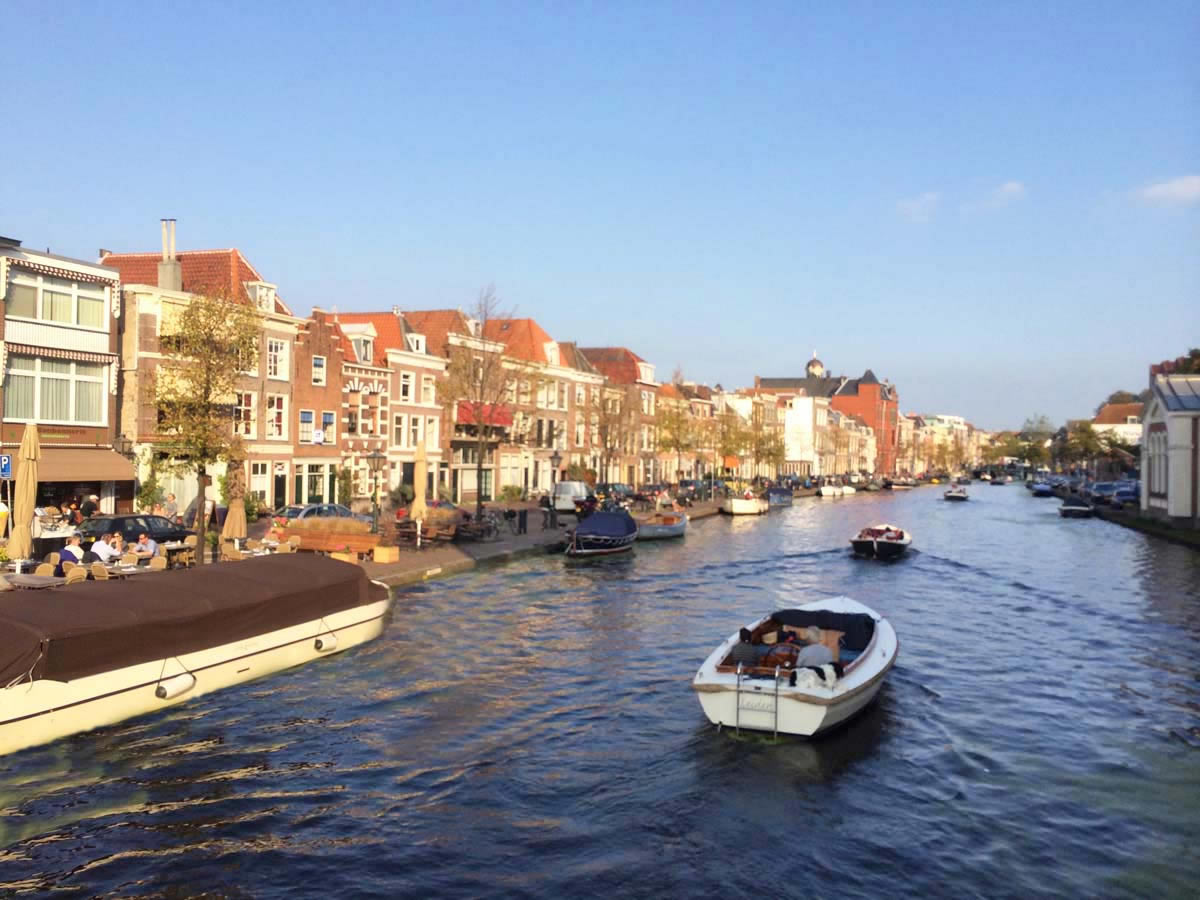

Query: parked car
(634, 484), (669, 505)
(1088, 482), (1118, 505)
(551, 480), (591, 513)
(676, 479), (701, 499)
(1110, 487), (1139, 507)
(78, 514), (192, 549)
(275, 503), (372, 525)
(595, 483), (634, 502)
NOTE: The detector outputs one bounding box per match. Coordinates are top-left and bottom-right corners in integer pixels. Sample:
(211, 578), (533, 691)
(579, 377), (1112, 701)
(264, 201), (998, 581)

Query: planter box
(373, 546), (400, 564)
(330, 551), (356, 564)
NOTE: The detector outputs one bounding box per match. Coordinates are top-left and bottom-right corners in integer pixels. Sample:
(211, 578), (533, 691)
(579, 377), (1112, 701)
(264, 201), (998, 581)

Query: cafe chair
(246, 539), (262, 551)
(121, 553), (139, 566)
(148, 556), (168, 571)
(45, 551), (61, 567)
(91, 563), (110, 580)
(34, 563), (54, 576)
(61, 560), (77, 574)
(220, 542), (244, 562)
(64, 567), (88, 586)
(182, 534), (198, 567)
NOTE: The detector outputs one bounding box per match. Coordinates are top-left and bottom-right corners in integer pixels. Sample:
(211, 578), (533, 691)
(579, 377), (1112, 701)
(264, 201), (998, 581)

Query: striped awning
(9, 258), (118, 287)
(5, 342), (116, 365)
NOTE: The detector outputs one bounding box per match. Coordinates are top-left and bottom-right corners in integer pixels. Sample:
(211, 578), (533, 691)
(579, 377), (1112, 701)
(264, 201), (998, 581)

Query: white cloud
(1137, 175), (1200, 207)
(897, 191), (940, 223)
(991, 180), (1026, 205)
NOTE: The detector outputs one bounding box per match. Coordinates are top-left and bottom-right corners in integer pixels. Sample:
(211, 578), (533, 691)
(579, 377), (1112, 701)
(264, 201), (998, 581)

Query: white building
(782, 395), (829, 477)
(1140, 373), (1199, 524)
(1092, 402), (1145, 446)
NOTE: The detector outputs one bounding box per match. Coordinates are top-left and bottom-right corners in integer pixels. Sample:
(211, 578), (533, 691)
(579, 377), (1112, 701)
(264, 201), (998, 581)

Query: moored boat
(944, 486), (969, 501)
(0, 555), (392, 758)
(692, 597), (899, 737)
(1032, 481), (1054, 497)
(850, 523), (912, 559)
(841, 485), (857, 495)
(1059, 496), (1095, 518)
(816, 482), (843, 497)
(766, 487), (793, 508)
(721, 494), (770, 514)
(636, 510), (688, 540)
(566, 508), (638, 556)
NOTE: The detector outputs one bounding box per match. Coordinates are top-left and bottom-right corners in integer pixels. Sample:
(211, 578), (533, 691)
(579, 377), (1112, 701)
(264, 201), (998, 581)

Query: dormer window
(1125, 415), (1139, 425)
(245, 281), (277, 312)
(637, 362), (655, 383)
(545, 341), (559, 366)
(406, 333), (426, 353)
(354, 338), (373, 362)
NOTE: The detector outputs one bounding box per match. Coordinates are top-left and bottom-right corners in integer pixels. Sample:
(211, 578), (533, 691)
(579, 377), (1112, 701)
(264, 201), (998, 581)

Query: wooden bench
(282, 530), (380, 558)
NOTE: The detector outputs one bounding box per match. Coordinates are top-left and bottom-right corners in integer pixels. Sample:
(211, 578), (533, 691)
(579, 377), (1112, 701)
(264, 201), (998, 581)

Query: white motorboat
(841, 485), (857, 495)
(944, 486), (969, 501)
(721, 495), (769, 515)
(816, 483), (843, 497)
(850, 523), (912, 559)
(636, 511), (688, 540)
(693, 597), (898, 738)
(0, 555), (392, 758)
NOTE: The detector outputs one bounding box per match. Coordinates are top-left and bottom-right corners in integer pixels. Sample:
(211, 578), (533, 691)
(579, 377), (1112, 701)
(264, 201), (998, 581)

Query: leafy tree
(1095, 390), (1140, 415)
(716, 411), (748, 475)
(135, 449), (165, 512)
(336, 467), (354, 506)
(656, 395), (694, 482)
(1021, 414), (1056, 440)
(157, 291), (260, 564)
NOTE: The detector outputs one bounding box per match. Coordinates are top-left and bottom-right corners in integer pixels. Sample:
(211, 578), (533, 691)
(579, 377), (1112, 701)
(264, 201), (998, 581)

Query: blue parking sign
(0, 455), (10, 480)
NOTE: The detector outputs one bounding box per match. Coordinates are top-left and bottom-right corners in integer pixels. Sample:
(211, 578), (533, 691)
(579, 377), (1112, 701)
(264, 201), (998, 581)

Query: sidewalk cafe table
(7, 574), (67, 589)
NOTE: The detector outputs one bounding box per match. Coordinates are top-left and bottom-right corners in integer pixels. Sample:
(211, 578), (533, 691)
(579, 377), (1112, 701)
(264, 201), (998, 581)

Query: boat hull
(0, 592), (393, 758)
(850, 538), (909, 559)
(944, 491), (969, 501)
(721, 497), (769, 515)
(693, 598), (899, 738)
(816, 486), (843, 497)
(1059, 506), (1094, 518)
(766, 491), (793, 508)
(636, 513), (688, 540)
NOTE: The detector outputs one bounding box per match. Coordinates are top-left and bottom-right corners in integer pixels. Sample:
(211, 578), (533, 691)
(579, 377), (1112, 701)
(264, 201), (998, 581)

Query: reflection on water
(0, 486), (1197, 897)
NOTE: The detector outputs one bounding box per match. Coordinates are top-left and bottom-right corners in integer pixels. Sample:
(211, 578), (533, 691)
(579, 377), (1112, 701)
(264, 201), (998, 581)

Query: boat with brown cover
(0, 555), (391, 757)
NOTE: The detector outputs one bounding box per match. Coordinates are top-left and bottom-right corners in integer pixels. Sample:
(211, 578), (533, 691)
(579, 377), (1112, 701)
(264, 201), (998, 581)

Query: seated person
(789, 625), (834, 668)
(134, 532), (158, 557)
(729, 627), (770, 666)
(91, 533), (119, 563)
(56, 534), (85, 576)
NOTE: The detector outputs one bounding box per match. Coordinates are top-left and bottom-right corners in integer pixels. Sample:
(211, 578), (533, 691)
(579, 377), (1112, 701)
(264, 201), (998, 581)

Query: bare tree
(442, 286), (522, 519)
(592, 386), (636, 484)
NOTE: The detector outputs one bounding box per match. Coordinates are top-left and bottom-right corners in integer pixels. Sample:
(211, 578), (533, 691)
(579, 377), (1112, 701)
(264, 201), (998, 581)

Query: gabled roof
(1153, 375), (1200, 412)
(483, 317), (557, 364)
(579, 347), (647, 384)
(99, 249), (292, 315)
(402, 309), (473, 359)
(1092, 402), (1145, 425)
(334, 311), (423, 366)
(756, 375), (847, 397)
(558, 342), (600, 376)
(859, 369), (880, 386)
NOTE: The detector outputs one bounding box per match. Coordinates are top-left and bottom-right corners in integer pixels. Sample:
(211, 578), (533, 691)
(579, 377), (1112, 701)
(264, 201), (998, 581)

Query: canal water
(2, 486), (1197, 897)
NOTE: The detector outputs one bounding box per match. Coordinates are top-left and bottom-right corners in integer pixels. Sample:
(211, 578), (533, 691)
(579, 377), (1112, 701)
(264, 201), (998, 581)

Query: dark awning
(17, 448), (136, 483)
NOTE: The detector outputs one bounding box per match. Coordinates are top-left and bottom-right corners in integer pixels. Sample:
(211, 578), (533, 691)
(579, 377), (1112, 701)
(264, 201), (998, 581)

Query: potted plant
(330, 543), (355, 564)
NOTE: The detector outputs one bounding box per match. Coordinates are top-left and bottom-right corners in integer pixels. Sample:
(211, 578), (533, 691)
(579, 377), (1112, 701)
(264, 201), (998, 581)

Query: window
(422, 376), (435, 404)
(426, 416), (438, 448)
(312, 356), (326, 386)
(250, 462), (269, 502)
(5, 274), (108, 329)
(322, 411), (336, 444)
(394, 414), (407, 447)
(353, 337), (373, 362)
(520, 380), (531, 405)
(400, 372), (413, 401)
(575, 419), (585, 447)
(505, 381), (517, 404)
(575, 385), (585, 406)
(410, 416), (421, 448)
(347, 409), (358, 435)
(266, 394), (286, 438)
(233, 392), (256, 436)
(558, 383), (568, 409)
(3, 355), (106, 424)
(299, 409), (314, 443)
(267, 338), (288, 380)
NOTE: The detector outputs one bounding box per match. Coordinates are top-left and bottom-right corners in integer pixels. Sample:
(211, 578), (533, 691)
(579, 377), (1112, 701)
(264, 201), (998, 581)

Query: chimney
(157, 218), (182, 291)
(392, 305), (401, 317)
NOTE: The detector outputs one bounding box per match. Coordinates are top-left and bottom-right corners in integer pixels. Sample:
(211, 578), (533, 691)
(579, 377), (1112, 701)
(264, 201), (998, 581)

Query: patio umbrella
(8, 424), (40, 562)
(410, 441), (428, 546)
(220, 462), (248, 544)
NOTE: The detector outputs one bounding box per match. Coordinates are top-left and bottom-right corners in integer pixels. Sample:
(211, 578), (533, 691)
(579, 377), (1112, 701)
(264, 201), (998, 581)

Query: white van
(552, 481), (591, 513)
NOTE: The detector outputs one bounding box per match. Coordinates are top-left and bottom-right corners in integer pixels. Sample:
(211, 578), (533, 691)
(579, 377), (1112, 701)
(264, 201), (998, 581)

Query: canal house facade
(1141, 363), (1200, 525)
(0, 237), (134, 512)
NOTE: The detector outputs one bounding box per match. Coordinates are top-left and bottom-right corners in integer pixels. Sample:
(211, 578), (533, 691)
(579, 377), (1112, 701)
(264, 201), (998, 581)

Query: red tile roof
(482, 317), (556, 364)
(334, 311), (413, 367)
(403, 309), (473, 359)
(579, 347), (646, 384)
(99, 249), (292, 315)
(1093, 402), (1144, 425)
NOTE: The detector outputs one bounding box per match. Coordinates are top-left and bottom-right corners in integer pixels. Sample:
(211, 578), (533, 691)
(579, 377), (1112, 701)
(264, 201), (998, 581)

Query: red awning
(456, 401), (513, 426)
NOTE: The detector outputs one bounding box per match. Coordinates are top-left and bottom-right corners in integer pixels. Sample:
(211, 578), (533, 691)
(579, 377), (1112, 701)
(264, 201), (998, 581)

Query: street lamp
(365, 449), (386, 533)
(549, 449), (562, 486)
(114, 434), (133, 458)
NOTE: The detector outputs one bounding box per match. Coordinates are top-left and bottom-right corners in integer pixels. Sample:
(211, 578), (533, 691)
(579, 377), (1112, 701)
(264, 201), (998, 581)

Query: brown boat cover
(0, 555), (388, 685)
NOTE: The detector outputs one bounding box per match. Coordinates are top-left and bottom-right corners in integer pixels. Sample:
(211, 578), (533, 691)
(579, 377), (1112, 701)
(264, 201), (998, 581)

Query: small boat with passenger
(943, 485), (969, 501)
(635, 510), (688, 540)
(1059, 496), (1095, 518)
(0, 555), (392, 758)
(692, 597), (899, 738)
(721, 491), (769, 515)
(850, 523), (912, 559)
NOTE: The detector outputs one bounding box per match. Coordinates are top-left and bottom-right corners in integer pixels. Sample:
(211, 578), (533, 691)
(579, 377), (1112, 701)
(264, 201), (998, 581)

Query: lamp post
(549, 449), (562, 487)
(365, 449), (386, 534)
(114, 434), (134, 458)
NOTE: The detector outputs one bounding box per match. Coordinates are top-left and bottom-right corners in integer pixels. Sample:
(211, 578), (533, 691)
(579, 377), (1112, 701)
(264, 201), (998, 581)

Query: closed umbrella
(8, 424), (40, 563)
(410, 441), (428, 546)
(220, 462), (248, 545)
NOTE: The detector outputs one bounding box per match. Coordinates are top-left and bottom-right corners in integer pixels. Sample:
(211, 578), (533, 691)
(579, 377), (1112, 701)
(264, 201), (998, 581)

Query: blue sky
(5, 1), (1197, 430)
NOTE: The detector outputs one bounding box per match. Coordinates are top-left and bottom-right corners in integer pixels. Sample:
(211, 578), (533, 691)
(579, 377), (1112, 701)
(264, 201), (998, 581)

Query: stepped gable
(99, 248), (292, 316)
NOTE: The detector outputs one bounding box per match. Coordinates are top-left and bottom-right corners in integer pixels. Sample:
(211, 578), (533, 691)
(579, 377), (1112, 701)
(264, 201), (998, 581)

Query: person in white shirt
(91, 533), (118, 563)
(60, 534), (84, 564)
